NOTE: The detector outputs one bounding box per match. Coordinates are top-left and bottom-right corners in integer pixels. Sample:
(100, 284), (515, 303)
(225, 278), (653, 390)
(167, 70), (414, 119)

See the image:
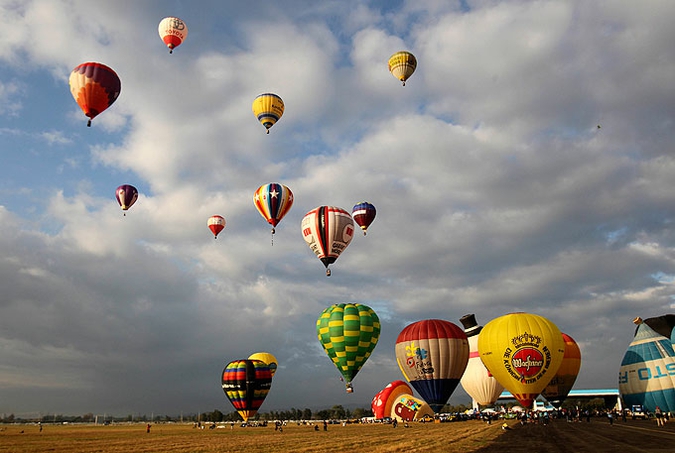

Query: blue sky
(1, 0), (675, 418)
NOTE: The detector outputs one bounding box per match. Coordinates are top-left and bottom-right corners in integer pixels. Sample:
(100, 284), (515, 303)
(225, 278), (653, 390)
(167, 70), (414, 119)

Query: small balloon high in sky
(158, 17), (188, 54)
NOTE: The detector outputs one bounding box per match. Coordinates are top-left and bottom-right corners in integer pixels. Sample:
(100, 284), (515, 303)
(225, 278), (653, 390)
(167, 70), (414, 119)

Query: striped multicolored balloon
(253, 183), (294, 236)
(221, 359), (272, 422)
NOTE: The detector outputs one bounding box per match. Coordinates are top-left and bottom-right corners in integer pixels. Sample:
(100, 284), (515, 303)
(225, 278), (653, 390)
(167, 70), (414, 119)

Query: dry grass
(6, 418), (672, 453)
(0, 420), (505, 453)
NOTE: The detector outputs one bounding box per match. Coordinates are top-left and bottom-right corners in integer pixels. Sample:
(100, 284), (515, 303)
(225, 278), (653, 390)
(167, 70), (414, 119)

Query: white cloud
(1, 0), (675, 416)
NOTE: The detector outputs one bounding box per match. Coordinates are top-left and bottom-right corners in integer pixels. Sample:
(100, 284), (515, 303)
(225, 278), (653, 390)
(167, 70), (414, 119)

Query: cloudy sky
(1, 0), (675, 418)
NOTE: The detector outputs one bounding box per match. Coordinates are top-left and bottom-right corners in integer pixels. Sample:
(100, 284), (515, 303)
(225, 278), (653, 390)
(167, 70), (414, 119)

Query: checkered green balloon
(316, 303), (380, 384)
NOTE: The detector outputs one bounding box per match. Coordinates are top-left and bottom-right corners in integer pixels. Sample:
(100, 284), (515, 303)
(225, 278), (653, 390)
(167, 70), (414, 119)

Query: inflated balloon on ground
(477, 312), (565, 409)
(459, 314), (504, 407)
(541, 332), (581, 408)
(395, 319), (469, 412)
(221, 359), (273, 422)
(619, 317), (675, 413)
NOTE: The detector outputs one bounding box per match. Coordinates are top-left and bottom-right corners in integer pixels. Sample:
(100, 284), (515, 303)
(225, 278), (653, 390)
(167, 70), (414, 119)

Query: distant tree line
(0, 402), (481, 425)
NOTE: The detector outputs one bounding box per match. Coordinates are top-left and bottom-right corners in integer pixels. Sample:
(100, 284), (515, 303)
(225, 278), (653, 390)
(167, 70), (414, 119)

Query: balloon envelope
(477, 312), (565, 409)
(459, 314), (504, 407)
(395, 319), (469, 413)
(619, 318), (675, 413)
(352, 202), (376, 235)
(391, 394), (434, 422)
(115, 185), (138, 213)
(69, 62), (121, 126)
(252, 93), (284, 133)
(371, 380), (413, 420)
(207, 215), (226, 238)
(388, 51), (417, 86)
(158, 17), (188, 53)
(642, 314), (675, 340)
(221, 359), (272, 422)
(248, 352), (278, 377)
(253, 183), (294, 232)
(301, 206), (355, 276)
(541, 333), (581, 408)
(316, 303), (380, 392)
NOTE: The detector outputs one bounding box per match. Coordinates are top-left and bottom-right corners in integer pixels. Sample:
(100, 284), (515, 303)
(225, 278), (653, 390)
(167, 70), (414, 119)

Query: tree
(302, 408), (312, 420)
(351, 408), (366, 420)
(330, 405), (346, 420)
(316, 409), (331, 420)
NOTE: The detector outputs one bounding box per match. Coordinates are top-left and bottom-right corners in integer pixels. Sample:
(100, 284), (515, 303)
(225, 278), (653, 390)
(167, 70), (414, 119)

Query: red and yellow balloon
(371, 380), (412, 420)
(69, 62), (121, 127)
(254, 183), (293, 242)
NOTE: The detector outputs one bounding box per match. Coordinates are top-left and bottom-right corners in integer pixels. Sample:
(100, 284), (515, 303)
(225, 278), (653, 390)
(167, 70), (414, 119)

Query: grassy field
(0, 420), (505, 453)
(2, 418), (674, 453)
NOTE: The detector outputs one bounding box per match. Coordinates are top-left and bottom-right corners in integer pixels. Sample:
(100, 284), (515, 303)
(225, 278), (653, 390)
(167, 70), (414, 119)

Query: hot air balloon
(619, 317), (675, 413)
(388, 51), (417, 86)
(115, 185), (138, 215)
(542, 333), (581, 408)
(301, 206), (355, 276)
(371, 380), (412, 420)
(395, 319), (469, 413)
(221, 359), (273, 423)
(69, 62), (121, 127)
(391, 394), (434, 422)
(253, 183), (294, 243)
(252, 93), (284, 134)
(207, 215), (226, 239)
(477, 312), (565, 409)
(248, 352), (278, 377)
(351, 202), (376, 236)
(316, 303), (380, 393)
(642, 314), (675, 340)
(158, 17), (188, 54)
(459, 314), (504, 408)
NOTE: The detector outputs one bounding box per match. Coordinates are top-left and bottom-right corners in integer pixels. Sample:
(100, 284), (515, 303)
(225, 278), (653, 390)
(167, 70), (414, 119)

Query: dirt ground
(0, 417), (673, 453)
(479, 417), (675, 453)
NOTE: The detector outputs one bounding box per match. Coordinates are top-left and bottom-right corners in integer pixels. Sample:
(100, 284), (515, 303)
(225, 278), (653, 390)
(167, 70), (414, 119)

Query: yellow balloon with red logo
(477, 312), (565, 409)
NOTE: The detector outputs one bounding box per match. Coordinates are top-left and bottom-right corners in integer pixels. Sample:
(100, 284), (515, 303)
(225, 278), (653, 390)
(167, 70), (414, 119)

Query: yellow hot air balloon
(477, 312), (565, 409)
(248, 352), (278, 377)
(388, 51), (417, 86)
(252, 93), (284, 134)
